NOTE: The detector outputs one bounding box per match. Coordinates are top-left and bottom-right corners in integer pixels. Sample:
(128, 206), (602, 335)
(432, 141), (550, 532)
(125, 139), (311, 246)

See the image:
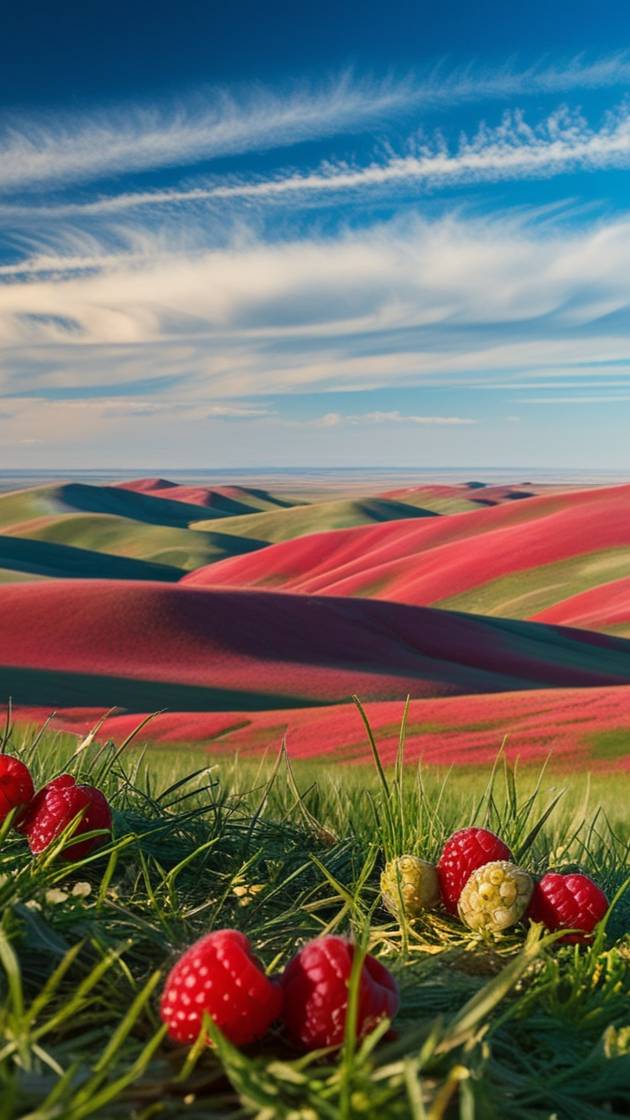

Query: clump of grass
(0, 706), (628, 1119)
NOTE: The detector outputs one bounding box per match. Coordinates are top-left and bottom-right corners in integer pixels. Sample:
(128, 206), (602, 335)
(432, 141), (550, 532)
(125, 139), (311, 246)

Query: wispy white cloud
(3, 210), (630, 411)
(311, 410), (475, 427)
(420, 52), (630, 100)
(0, 72), (417, 193)
(517, 393), (630, 403)
(3, 54), (630, 199)
(10, 100), (630, 221)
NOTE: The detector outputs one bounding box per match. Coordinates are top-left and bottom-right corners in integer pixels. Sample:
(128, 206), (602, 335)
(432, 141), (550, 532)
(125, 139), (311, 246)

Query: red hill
(1, 579), (630, 713)
(116, 478), (254, 513)
(116, 478), (293, 514)
(533, 578), (630, 634)
(184, 484), (630, 606)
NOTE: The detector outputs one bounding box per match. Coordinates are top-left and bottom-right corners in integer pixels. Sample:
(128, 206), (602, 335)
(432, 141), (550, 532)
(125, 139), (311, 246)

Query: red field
(185, 483), (630, 604)
(4, 579), (630, 711)
(15, 683), (630, 771)
(533, 577), (630, 633)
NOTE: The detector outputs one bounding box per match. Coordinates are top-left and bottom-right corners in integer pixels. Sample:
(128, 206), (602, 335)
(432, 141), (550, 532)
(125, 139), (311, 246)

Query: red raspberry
(528, 872), (609, 943)
(0, 755), (34, 823)
(437, 827), (513, 914)
(160, 929), (282, 1046)
(16, 774), (111, 860)
(280, 935), (399, 1050)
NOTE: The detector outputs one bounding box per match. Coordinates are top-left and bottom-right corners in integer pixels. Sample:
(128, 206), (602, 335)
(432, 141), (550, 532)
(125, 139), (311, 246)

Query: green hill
(191, 496), (435, 545)
(0, 490), (433, 577)
(0, 481), (304, 535)
(0, 533), (180, 582)
(3, 514), (266, 573)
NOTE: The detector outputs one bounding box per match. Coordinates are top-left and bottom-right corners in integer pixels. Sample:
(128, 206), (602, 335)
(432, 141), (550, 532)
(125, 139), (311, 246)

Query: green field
(1, 716), (628, 1119)
(0, 486), (439, 578)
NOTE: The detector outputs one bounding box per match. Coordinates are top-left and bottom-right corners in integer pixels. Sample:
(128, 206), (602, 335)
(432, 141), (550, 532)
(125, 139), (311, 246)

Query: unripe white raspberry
(380, 855), (439, 919)
(458, 860), (533, 933)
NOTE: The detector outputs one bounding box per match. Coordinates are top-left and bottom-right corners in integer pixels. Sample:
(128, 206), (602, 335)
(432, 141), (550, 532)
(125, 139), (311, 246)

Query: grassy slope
(4, 513), (266, 572)
(0, 484), (270, 574)
(0, 482), (216, 529)
(0, 532), (181, 582)
(0, 488), (435, 577)
(0, 722), (628, 1119)
(190, 495), (437, 542)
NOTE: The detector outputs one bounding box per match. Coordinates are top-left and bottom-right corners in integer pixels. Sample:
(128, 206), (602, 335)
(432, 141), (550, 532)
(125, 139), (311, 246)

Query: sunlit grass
(0, 710), (628, 1118)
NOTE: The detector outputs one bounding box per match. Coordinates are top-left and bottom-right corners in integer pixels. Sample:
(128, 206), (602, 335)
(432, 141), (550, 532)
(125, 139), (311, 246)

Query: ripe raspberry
(380, 855), (439, 919)
(16, 774), (111, 860)
(160, 929), (282, 1046)
(0, 755), (34, 823)
(528, 872), (609, 943)
(437, 827), (513, 914)
(458, 860), (534, 933)
(280, 935), (399, 1050)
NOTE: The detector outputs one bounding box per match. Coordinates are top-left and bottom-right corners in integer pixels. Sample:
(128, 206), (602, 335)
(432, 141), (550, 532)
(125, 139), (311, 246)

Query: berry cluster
(381, 826), (609, 941)
(2, 753), (612, 1056)
(0, 754), (112, 859)
(160, 930), (399, 1051)
(2, 754), (399, 1053)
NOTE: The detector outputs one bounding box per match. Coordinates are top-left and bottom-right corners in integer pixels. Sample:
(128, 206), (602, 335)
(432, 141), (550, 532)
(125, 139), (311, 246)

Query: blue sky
(2, 0), (630, 469)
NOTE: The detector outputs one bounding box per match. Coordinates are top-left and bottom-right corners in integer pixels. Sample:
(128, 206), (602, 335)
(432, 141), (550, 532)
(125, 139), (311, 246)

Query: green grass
(0, 488), (57, 531)
(437, 547), (630, 620)
(191, 496), (436, 545)
(0, 533), (180, 582)
(383, 492), (484, 515)
(4, 514), (266, 573)
(587, 729), (630, 762)
(0, 712), (628, 1119)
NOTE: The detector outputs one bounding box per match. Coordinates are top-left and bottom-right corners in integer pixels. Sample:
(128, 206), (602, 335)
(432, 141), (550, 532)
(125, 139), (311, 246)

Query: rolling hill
(0, 534), (180, 582)
(2, 476), (629, 770)
(1, 579), (630, 715)
(186, 484), (630, 626)
(115, 478), (298, 514)
(3, 513), (266, 573)
(0, 483), (442, 577)
(191, 495), (439, 543)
